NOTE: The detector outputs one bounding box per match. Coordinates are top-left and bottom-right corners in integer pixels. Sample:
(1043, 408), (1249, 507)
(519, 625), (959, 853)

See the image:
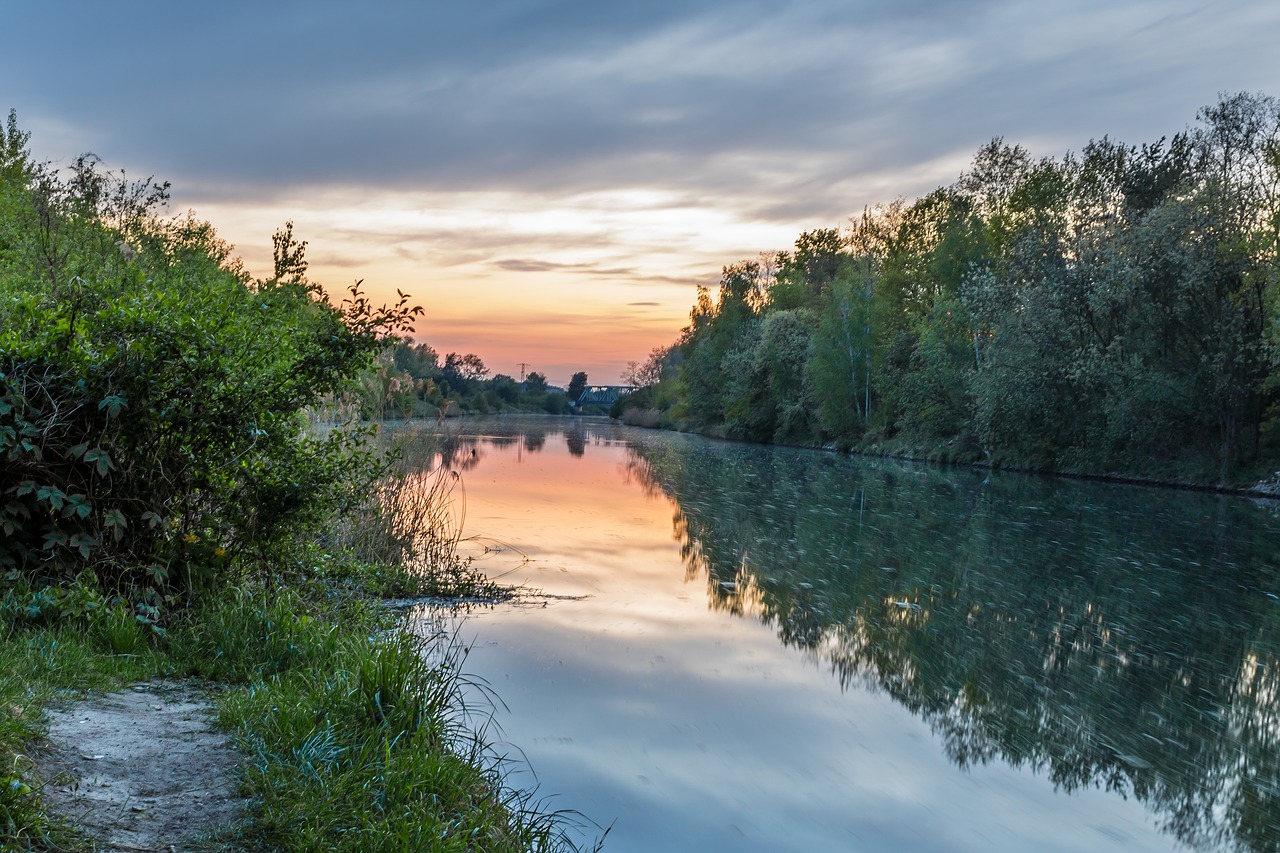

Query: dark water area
(404, 417), (1280, 852)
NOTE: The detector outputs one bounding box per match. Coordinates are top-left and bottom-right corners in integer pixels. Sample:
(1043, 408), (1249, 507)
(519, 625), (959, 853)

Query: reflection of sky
(419, 419), (1177, 852)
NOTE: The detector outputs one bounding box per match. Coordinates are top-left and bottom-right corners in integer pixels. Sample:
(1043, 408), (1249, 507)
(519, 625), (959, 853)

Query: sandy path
(36, 681), (246, 852)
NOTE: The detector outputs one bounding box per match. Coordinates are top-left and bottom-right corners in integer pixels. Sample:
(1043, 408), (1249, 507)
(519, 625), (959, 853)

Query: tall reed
(330, 426), (505, 599)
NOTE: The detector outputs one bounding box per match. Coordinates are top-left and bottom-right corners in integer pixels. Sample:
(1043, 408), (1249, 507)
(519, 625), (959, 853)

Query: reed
(330, 427), (510, 601)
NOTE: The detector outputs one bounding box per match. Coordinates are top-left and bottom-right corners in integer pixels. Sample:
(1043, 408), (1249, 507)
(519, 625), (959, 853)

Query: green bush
(0, 112), (419, 606)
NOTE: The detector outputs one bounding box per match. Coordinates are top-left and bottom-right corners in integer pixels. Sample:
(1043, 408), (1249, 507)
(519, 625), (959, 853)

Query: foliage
(0, 111), (590, 853)
(638, 93), (1280, 485)
(0, 113), (421, 604)
(566, 372), (588, 403)
(342, 340), (581, 419)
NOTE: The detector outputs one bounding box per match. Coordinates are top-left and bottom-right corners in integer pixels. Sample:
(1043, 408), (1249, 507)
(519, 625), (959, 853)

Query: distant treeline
(346, 343), (592, 419)
(619, 92), (1280, 487)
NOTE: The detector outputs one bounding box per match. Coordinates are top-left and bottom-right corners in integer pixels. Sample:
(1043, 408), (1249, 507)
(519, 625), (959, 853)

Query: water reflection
(622, 437), (1280, 852)
(421, 419), (615, 470)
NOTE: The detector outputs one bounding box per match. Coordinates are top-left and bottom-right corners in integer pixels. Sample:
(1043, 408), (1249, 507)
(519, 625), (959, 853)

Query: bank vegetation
(618, 92), (1280, 491)
(0, 112), (583, 851)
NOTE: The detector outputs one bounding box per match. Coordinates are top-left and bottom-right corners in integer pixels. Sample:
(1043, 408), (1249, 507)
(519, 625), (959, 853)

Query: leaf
(97, 394), (126, 418)
(68, 533), (96, 559)
(62, 493), (91, 519)
(83, 448), (113, 476)
(41, 531), (68, 550)
(36, 486), (66, 510)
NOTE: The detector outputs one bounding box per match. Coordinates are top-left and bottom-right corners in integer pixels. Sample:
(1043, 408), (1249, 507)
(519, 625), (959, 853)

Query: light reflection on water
(399, 416), (1280, 852)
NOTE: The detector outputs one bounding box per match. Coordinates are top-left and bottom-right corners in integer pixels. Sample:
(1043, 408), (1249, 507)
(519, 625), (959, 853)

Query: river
(399, 416), (1280, 852)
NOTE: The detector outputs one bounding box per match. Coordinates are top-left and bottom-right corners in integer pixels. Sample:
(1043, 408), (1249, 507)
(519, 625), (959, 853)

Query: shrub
(0, 113), (420, 606)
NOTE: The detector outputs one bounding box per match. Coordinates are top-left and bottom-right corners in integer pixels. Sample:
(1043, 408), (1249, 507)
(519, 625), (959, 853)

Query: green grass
(167, 564), (579, 852)
(1, 552), (585, 852)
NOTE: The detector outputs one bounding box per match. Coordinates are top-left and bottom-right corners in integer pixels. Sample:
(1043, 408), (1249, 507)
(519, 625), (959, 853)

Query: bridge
(574, 385), (639, 407)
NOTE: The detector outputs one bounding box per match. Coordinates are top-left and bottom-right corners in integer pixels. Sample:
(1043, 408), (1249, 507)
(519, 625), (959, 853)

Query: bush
(0, 113), (419, 606)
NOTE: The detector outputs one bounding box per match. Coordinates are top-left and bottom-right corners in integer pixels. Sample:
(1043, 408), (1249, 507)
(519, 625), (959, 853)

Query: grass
(171, 576), (581, 852)
(329, 437), (515, 602)
(0, 440), (592, 852)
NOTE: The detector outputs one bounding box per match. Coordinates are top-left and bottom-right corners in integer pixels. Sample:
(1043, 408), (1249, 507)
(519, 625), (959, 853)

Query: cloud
(12, 0), (1277, 219)
(493, 258), (635, 277)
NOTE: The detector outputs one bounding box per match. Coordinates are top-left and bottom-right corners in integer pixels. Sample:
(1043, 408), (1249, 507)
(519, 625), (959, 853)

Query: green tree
(567, 371), (588, 402)
(810, 272), (874, 438)
(524, 370), (548, 393)
(442, 352), (488, 383)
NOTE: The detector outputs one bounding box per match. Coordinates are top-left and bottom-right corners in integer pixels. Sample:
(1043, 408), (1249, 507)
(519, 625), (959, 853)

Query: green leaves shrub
(0, 113), (421, 606)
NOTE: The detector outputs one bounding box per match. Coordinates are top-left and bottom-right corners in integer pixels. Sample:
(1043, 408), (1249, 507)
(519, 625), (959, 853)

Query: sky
(4, 1), (1280, 385)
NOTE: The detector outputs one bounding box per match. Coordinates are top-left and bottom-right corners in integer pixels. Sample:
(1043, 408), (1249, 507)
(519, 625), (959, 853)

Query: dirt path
(35, 681), (246, 852)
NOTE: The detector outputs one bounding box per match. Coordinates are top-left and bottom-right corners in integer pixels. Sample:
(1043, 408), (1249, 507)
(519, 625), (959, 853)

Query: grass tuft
(188, 586), (582, 852)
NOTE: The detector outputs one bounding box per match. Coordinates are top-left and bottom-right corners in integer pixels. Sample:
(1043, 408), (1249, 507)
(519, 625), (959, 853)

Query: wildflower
(185, 533), (197, 543)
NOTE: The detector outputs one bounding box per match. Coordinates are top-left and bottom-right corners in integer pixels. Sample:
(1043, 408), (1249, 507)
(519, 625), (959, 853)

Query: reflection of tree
(433, 434), (483, 472)
(626, 437), (1280, 852)
(411, 417), (626, 470)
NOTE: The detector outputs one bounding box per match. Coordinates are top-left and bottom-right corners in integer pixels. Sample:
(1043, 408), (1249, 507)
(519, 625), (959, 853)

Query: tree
(272, 220), (309, 286)
(393, 341), (440, 379)
(762, 310), (816, 440)
(810, 272), (875, 438)
(623, 345), (674, 388)
(525, 371), (548, 393)
(442, 352), (489, 383)
(567, 371), (588, 402)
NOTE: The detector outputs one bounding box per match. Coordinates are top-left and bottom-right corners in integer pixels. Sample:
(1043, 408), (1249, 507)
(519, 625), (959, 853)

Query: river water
(401, 416), (1280, 852)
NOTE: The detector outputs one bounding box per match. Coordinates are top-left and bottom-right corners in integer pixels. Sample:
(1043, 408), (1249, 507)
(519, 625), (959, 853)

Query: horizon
(5, 0), (1279, 385)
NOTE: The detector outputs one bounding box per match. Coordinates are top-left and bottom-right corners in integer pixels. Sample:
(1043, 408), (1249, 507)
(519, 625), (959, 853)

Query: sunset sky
(5, 1), (1279, 384)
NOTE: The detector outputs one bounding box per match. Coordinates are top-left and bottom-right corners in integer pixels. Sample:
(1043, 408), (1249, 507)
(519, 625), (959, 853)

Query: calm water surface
(402, 417), (1280, 852)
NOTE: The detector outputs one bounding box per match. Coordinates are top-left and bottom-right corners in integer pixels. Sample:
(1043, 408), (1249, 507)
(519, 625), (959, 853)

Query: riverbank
(840, 439), (1280, 501)
(616, 408), (1280, 501)
(0, 551), (580, 851)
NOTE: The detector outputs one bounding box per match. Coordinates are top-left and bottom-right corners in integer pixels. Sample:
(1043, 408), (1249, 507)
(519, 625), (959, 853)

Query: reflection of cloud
(437, 423), (1178, 852)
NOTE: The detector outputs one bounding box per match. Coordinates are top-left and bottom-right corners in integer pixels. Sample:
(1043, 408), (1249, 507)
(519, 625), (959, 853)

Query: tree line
(344, 340), (593, 420)
(621, 92), (1280, 487)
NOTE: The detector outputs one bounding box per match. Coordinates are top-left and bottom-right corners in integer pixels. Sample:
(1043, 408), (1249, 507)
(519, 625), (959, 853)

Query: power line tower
(517, 362), (530, 390)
